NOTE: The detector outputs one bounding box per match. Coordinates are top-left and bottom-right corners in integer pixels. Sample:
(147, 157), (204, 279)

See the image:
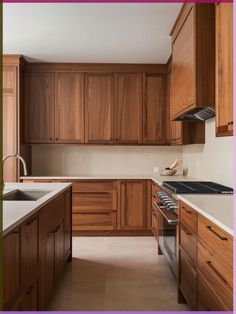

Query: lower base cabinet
(3, 188), (72, 311)
(197, 272), (228, 311)
(179, 247), (197, 309)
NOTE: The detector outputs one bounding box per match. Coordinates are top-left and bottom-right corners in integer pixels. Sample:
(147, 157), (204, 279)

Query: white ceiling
(3, 3), (181, 63)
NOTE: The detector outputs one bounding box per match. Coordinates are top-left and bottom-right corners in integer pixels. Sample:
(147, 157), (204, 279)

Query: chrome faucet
(2, 154), (28, 187)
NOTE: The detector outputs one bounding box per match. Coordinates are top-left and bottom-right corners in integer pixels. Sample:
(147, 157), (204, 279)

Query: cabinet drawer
(72, 212), (116, 231)
(198, 214), (233, 268)
(197, 272), (228, 311)
(180, 202), (197, 233)
(198, 241), (233, 310)
(179, 247), (197, 309)
(152, 183), (160, 197)
(73, 180), (114, 193)
(179, 223), (197, 264)
(73, 192), (116, 212)
(39, 194), (65, 239)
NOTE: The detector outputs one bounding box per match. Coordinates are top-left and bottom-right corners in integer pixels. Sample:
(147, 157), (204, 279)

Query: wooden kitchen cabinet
(170, 4), (215, 120)
(55, 73), (84, 143)
(3, 228), (21, 308)
(24, 72), (55, 143)
(215, 3), (233, 137)
(114, 74), (143, 144)
(3, 56), (31, 182)
(21, 216), (38, 289)
(20, 279), (38, 311)
(39, 231), (55, 309)
(143, 74), (167, 144)
(55, 219), (65, 281)
(64, 190), (72, 260)
(119, 180), (147, 230)
(179, 247), (197, 309)
(85, 73), (114, 143)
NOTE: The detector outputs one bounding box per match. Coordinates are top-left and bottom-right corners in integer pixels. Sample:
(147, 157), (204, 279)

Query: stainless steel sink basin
(3, 190), (51, 201)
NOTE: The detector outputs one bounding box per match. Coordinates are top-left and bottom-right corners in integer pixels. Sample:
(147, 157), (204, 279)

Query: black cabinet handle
(25, 286), (34, 296)
(26, 217), (37, 226)
(206, 226), (227, 241)
(206, 261), (227, 284)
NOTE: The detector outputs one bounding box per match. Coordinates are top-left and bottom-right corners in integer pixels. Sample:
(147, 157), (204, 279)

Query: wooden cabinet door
(39, 232), (55, 310)
(55, 220), (65, 281)
(21, 217), (38, 289)
(216, 3), (233, 136)
(197, 272), (228, 311)
(170, 120), (182, 145)
(3, 229), (20, 307)
(119, 180), (147, 230)
(85, 73), (114, 143)
(65, 190), (72, 259)
(55, 73), (84, 143)
(179, 247), (197, 309)
(114, 74), (143, 144)
(24, 72), (55, 143)
(20, 280), (38, 311)
(3, 66), (18, 182)
(143, 74), (167, 144)
(170, 7), (195, 119)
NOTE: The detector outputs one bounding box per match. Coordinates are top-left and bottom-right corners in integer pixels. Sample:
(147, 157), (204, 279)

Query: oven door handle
(154, 201), (179, 225)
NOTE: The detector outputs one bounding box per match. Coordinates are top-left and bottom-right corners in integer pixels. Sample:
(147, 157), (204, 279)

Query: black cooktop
(162, 181), (233, 194)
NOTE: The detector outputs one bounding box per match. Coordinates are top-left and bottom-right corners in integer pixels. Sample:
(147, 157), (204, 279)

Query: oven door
(154, 202), (178, 276)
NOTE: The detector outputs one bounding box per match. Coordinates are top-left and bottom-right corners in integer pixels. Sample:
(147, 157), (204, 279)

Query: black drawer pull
(181, 225), (192, 236)
(182, 206), (192, 214)
(206, 226), (227, 241)
(25, 286), (34, 296)
(206, 261), (227, 284)
(26, 217), (37, 225)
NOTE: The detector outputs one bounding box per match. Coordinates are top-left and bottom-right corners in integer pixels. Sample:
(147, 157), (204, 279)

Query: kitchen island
(2, 182), (72, 311)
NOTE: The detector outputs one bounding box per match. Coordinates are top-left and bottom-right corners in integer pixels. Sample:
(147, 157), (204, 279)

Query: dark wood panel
(24, 72), (55, 143)
(119, 180), (147, 230)
(72, 212), (116, 231)
(21, 217), (38, 289)
(73, 192), (116, 212)
(55, 73), (84, 143)
(114, 74), (143, 144)
(216, 3), (233, 137)
(85, 73), (114, 143)
(20, 279), (38, 311)
(55, 220), (65, 281)
(143, 74), (167, 144)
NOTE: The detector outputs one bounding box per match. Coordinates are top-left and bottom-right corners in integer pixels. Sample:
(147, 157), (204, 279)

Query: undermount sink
(3, 190), (51, 201)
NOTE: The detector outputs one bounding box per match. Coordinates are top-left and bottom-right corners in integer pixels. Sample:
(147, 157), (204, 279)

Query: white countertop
(177, 194), (234, 236)
(2, 182), (72, 236)
(19, 175), (234, 236)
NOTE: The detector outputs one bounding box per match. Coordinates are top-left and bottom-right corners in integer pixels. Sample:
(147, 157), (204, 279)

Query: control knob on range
(166, 203), (178, 212)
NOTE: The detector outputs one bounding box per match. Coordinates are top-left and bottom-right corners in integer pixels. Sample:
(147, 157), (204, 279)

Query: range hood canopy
(173, 107), (215, 122)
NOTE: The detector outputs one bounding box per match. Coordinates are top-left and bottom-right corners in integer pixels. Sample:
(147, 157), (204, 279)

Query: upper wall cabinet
(143, 74), (167, 144)
(170, 4), (215, 120)
(24, 72), (55, 143)
(55, 73), (84, 143)
(114, 73), (143, 144)
(215, 3), (233, 137)
(85, 73), (114, 144)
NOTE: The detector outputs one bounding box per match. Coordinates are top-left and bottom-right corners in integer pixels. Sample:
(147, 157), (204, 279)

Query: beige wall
(32, 118), (233, 187)
(31, 145), (182, 176)
(182, 118), (233, 187)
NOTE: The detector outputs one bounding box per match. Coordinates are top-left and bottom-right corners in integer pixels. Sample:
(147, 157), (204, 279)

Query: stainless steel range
(152, 180), (233, 277)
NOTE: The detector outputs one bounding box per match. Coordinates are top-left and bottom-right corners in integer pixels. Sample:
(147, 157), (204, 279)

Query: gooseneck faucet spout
(2, 154), (28, 187)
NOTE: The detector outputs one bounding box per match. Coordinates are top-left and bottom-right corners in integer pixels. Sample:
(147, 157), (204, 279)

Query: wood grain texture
(72, 212), (116, 231)
(3, 229), (21, 307)
(3, 66), (18, 182)
(119, 180), (147, 230)
(114, 74), (143, 144)
(180, 201), (198, 233)
(198, 241), (233, 310)
(179, 247), (197, 310)
(24, 72), (55, 143)
(55, 73), (84, 143)
(143, 74), (167, 144)
(216, 3), (233, 137)
(198, 214), (233, 268)
(54, 220), (65, 281)
(179, 224), (197, 265)
(170, 6), (195, 119)
(73, 192), (116, 212)
(197, 272), (228, 311)
(72, 180), (115, 193)
(85, 73), (114, 143)
(20, 279), (38, 311)
(21, 217), (39, 290)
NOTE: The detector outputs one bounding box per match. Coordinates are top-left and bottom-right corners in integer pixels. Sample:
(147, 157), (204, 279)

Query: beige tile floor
(48, 237), (188, 311)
